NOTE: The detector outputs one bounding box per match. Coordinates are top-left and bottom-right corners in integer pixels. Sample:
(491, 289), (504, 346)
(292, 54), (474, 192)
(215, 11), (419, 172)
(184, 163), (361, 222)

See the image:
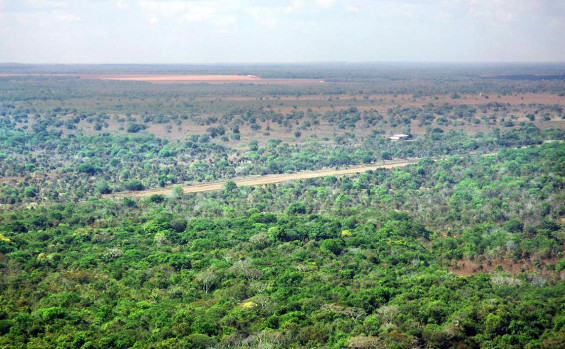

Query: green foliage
(287, 201), (307, 215)
(0, 176), (563, 348)
(124, 179), (144, 191)
(0, 69), (564, 349)
(320, 238), (345, 255)
(24, 185), (37, 197)
(148, 194), (165, 203)
(78, 163), (101, 174)
(169, 218), (187, 233)
(249, 140), (259, 151)
(250, 212), (278, 224)
(96, 181), (112, 194)
(505, 218), (524, 233)
(126, 123), (147, 133)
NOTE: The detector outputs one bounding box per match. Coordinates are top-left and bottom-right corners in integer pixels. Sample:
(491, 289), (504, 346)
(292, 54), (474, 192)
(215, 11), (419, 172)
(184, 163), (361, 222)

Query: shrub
(124, 179), (144, 191)
(321, 239), (345, 255)
(126, 123), (146, 133)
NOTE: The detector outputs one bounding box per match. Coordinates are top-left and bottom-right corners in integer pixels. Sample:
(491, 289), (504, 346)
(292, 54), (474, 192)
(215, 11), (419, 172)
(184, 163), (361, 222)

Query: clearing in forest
(106, 159), (418, 199)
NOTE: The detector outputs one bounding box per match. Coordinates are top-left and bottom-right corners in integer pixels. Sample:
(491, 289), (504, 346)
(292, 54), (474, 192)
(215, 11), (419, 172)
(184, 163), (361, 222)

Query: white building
(388, 134), (411, 141)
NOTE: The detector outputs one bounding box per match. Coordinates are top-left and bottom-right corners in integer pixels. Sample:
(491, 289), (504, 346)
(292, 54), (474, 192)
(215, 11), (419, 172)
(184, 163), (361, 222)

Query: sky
(0, 0), (564, 64)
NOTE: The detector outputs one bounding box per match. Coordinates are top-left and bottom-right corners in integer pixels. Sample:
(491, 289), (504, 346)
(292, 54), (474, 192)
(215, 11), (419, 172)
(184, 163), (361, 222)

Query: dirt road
(105, 159), (419, 199)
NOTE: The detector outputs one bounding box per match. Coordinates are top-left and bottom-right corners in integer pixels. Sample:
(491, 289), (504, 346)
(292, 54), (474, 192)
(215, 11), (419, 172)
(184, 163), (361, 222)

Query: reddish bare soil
(449, 257), (559, 276)
(0, 74), (326, 85)
(99, 74), (263, 82)
(97, 75), (325, 85)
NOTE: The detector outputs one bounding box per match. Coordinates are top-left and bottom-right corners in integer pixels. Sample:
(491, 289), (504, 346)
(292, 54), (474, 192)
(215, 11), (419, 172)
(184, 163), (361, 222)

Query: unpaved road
(105, 159), (419, 199)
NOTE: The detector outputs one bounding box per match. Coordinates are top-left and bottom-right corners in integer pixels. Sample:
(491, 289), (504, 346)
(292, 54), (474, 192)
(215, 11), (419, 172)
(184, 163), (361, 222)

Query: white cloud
(346, 5), (358, 15)
(453, 0), (536, 25)
(247, 6), (280, 28)
(139, 0), (236, 25)
(1, 0), (563, 63)
(24, 0), (67, 8)
(247, 1), (334, 28)
(284, 0), (305, 14)
(0, 0), (81, 23)
(53, 9), (81, 22)
(315, 0), (336, 8)
(116, 0), (128, 10)
(136, 1), (332, 28)
(0, 3), (80, 24)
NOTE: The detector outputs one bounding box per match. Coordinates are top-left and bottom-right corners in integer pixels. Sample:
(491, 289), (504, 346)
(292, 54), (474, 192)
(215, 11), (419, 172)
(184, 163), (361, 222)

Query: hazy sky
(0, 0), (564, 63)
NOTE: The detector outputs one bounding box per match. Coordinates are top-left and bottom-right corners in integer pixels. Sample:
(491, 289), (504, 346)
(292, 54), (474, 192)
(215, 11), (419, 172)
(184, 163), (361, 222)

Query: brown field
(0, 73), (326, 85)
(105, 159), (418, 199)
(93, 74), (326, 85)
(99, 74), (263, 82)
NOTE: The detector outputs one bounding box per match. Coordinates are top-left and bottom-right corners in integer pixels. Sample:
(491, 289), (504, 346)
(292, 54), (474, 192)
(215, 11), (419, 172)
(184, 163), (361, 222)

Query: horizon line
(2, 61), (565, 66)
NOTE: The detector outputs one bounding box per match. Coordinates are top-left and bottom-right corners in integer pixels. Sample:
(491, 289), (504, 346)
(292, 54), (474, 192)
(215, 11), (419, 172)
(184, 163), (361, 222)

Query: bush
(186, 334), (215, 349)
(250, 212), (278, 224)
(505, 218), (524, 233)
(78, 163), (100, 175)
(249, 140), (259, 151)
(321, 239), (345, 255)
(287, 202), (307, 215)
(169, 218), (187, 233)
(0, 319), (13, 335)
(124, 180), (144, 191)
(96, 182), (112, 194)
(24, 186), (37, 198)
(149, 194), (165, 203)
(126, 123), (146, 133)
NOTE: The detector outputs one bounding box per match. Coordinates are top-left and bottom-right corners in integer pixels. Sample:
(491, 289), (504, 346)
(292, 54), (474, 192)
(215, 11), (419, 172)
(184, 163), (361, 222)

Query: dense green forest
(1, 65), (564, 348)
(1, 143), (564, 348)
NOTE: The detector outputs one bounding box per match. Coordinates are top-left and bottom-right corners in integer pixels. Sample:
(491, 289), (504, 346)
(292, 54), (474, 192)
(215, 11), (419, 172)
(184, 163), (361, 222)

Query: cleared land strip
(0, 74), (325, 85)
(105, 159), (419, 199)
